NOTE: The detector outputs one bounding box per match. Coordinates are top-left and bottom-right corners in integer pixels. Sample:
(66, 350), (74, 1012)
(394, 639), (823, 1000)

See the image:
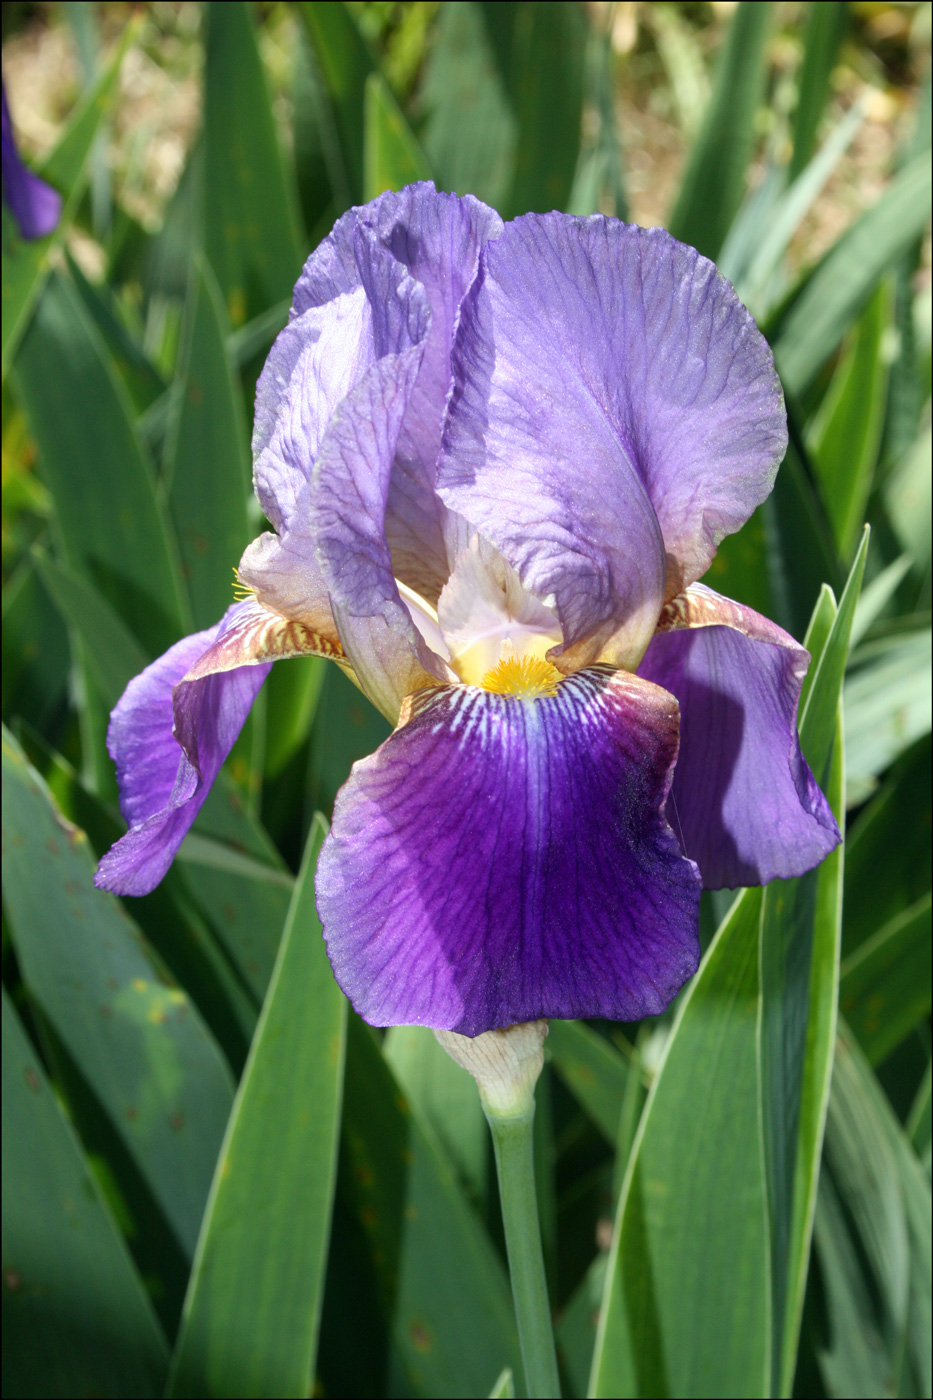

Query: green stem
(485, 1103), (561, 1399)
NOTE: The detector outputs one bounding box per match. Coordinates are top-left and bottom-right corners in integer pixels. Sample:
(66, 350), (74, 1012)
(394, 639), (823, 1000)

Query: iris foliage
(2, 3), (930, 1398)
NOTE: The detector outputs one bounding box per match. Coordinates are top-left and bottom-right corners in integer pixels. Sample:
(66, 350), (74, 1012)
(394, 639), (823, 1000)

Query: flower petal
(307, 228), (454, 718)
(639, 585), (840, 889)
(438, 215), (786, 666)
(317, 668), (702, 1034)
(95, 600), (338, 897)
(257, 184), (501, 606)
(251, 189), (500, 719)
(2, 84), (61, 240)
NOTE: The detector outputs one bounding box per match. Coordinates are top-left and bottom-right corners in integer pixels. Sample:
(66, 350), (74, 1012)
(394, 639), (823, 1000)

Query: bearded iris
(96, 183), (839, 1036)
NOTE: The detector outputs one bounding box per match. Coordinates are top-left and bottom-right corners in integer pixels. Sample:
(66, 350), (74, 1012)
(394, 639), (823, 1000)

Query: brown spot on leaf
(409, 1320), (432, 1354)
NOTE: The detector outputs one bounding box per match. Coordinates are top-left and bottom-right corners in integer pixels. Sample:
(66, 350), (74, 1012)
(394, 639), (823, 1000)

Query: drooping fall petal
(639, 585), (840, 888)
(95, 601), (341, 897)
(317, 669), (702, 1034)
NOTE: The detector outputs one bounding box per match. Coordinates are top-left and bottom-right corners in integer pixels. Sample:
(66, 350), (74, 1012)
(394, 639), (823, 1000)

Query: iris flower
(1, 81), (61, 240)
(96, 184), (839, 1036)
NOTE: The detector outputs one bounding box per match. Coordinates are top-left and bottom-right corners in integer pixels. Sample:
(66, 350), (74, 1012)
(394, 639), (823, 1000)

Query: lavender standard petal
(256, 184), (501, 604)
(317, 669), (702, 1034)
(640, 595), (840, 888)
(439, 216), (786, 663)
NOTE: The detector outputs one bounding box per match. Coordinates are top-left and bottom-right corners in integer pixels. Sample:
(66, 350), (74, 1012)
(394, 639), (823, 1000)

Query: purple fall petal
(317, 669), (702, 1034)
(639, 587), (840, 889)
(439, 216), (786, 667)
(95, 607), (271, 897)
(2, 83), (61, 240)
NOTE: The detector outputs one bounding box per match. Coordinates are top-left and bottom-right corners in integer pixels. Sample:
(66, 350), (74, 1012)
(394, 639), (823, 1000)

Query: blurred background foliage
(1, 3), (930, 1398)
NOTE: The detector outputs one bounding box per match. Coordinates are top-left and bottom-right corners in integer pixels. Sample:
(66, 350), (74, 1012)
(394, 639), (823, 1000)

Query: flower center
(480, 643), (562, 699)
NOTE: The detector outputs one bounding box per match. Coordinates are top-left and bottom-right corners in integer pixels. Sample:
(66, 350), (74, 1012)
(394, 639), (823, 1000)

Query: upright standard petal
(639, 585), (840, 889)
(249, 191), (499, 720)
(317, 669), (702, 1035)
(307, 226), (453, 718)
(439, 216), (786, 667)
(281, 183), (502, 602)
(96, 601), (340, 897)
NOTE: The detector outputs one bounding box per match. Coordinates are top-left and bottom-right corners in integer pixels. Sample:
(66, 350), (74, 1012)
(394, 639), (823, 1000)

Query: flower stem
(485, 1102), (561, 1399)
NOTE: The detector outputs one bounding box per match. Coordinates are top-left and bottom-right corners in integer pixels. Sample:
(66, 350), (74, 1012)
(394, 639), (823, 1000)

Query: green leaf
(202, 0), (303, 326)
(759, 704), (845, 1397)
(25, 543), (296, 1006)
(565, 19), (628, 220)
(758, 535), (864, 1396)
(809, 280), (891, 557)
(884, 425), (932, 575)
(557, 1253), (608, 1399)
(167, 816), (346, 1399)
(590, 887), (770, 1398)
(667, 2), (773, 260)
(1, 727), (235, 1260)
(164, 254), (252, 630)
(546, 1019), (628, 1145)
(843, 733), (932, 956)
(813, 1170), (892, 1399)
(419, 0), (586, 217)
(307, 664), (391, 817)
(488, 1366), (516, 1398)
(735, 98), (865, 317)
(32, 548), (147, 710)
(702, 504), (775, 619)
(844, 628), (932, 804)
(2, 988), (169, 1400)
(820, 1026), (931, 1396)
(764, 432), (844, 642)
(850, 554), (913, 648)
(773, 152), (933, 397)
(65, 250), (166, 414)
(839, 893), (932, 1067)
(797, 582), (837, 718)
(906, 1063), (931, 1166)
(1, 555), (71, 729)
(297, 0), (376, 206)
(418, 0), (517, 212)
(384, 1024), (487, 1205)
(292, 20), (343, 234)
(335, 1014), (522, 1397)
(363, 70), (431, 202)
(798, 526), (869, 775)
(175, 781), (294, 1006)
(1, 21), (138, 380)
(12, 270), (189, 656)
(506, 0), (587, 217)
(14, 722), (259, 1075)
(788, 1), (848, 181)
(263, 654), (328, 778)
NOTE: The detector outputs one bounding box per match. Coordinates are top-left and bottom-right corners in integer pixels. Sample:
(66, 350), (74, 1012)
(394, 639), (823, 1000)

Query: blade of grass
(667, 1), (773, 260)
(2, 988), (169, 1399)
(167, 816), (346, 1398)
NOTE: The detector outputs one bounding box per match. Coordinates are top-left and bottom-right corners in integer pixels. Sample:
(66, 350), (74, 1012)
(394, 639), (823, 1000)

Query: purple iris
(96, 184), (839, 1036)
(2, 81), (61, 240)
